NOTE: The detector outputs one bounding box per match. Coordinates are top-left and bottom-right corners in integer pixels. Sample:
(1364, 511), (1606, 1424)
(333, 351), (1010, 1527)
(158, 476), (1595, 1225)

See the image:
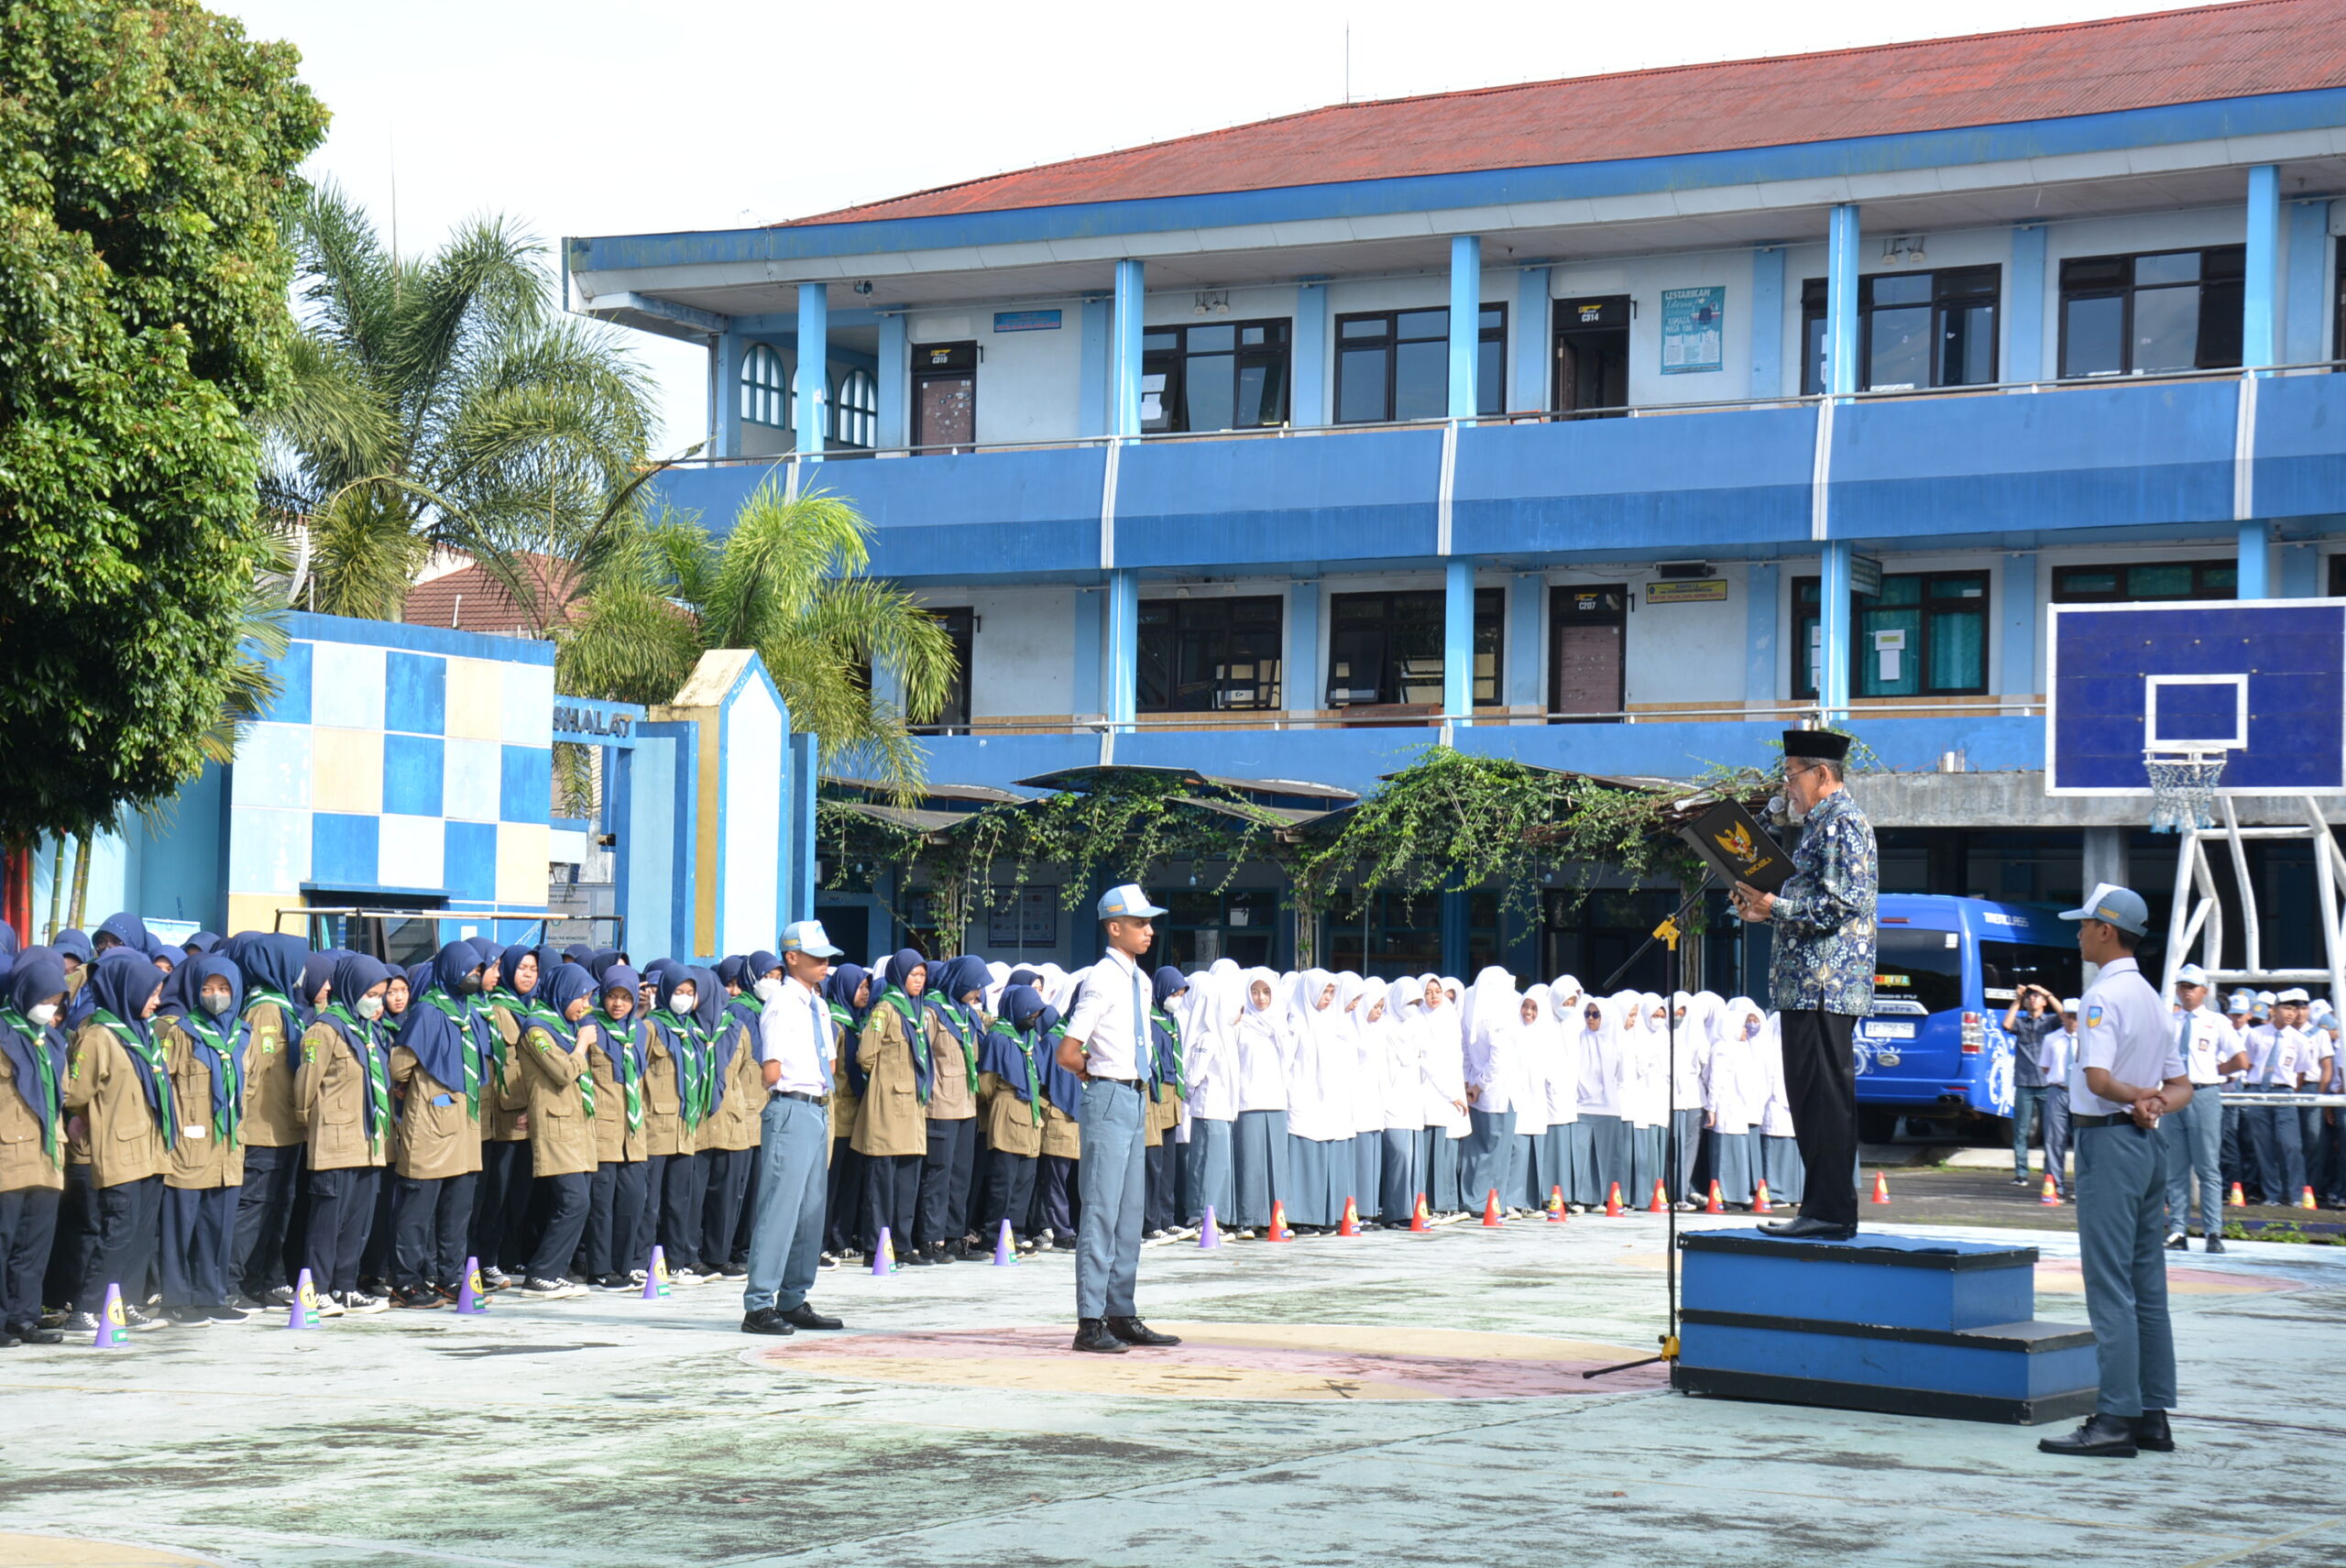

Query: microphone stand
(1584, 869), (1717, 1381)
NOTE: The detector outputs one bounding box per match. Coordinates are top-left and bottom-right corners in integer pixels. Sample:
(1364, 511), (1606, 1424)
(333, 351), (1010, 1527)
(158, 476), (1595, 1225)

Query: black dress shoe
(2134, 1410), (2176, 1452)
(2165, 1234), (2188, 1251)
(900, 1248), (933, 1267)
(2203, 1236), (2227, 1255)
(9, 1323), (62, 1345)
(1072, 1318), (1128, 1354)
(928, 1242), (957, 1266)
(1758, 1216), (1858, 1241)
(1106, 1316), (1180, 1347)
(781, 1303), (843, 1331)
(2038, 1413), (2140, 1457)
(740, 1308), (795, 1336)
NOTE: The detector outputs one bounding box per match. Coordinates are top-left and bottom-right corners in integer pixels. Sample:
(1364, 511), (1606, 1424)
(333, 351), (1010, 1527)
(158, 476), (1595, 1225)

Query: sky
(224, 0), (2201, 450)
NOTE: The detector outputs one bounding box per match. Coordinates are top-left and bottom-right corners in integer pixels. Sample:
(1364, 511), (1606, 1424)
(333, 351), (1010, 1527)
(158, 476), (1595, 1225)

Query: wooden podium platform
(1672, 1230), (2098, 1425)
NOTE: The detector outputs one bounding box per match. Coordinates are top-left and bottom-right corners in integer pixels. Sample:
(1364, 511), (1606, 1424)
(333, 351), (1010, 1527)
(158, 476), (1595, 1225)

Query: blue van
(1852, 894), (2083, 1139)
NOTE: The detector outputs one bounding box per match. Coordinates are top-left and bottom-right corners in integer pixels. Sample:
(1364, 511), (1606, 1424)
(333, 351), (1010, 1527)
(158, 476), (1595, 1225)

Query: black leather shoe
(740, 1308), (795, 1336)
(1072, 1318), (1128, 1354)
(2203, 1236), (2227, 1254)
(781, 1303), (842, 1331)
(2037, 1413), (2140, 1457)
(928, 1242), (957, 1266)
(1106, 1316), (1180, 1347)
(1758, 1217), (1858, 1241)
(2165, 1234), (2187, 1251)
(2134, 1410), (2175, 1452)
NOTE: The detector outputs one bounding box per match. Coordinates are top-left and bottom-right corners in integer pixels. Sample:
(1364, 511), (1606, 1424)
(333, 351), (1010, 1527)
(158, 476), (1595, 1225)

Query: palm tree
(556, 483), (958, 798)
(261, 181), (656, 621)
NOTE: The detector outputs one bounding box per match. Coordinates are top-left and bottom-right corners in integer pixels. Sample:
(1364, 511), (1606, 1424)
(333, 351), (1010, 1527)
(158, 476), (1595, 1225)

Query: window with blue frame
(1792, 570), (1989, 700)
(740, 344), (788, 427)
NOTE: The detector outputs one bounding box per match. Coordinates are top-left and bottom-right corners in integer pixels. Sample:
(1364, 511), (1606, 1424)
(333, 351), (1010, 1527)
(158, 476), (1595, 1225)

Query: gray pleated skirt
(1232, 1108), (1291, 1229)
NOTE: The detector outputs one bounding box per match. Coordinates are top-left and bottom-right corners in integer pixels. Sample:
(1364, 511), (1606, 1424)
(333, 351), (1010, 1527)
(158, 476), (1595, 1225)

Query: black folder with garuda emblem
(1676, 800), (1792, 893)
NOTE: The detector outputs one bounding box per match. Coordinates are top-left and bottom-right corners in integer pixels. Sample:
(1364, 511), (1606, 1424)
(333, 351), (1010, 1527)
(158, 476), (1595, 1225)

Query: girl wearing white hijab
(1460, 967), (1522, 1213)
(1414, 975), (1471, 1213)
(1230, 968), (1293, 1235)
(1507, 985), (1556, 1212)
(1707, 997), (1770, 1206)
(1625, 992), (1672, 1205)
(1662, 991), (1717, 1208)
(1283, 969), (1351, 1231)
(1179, 965), (1240, 1230)
(1584, 992), (1640, 1206)
(1759, 1009), (1806, 1204)
(1377, 977), (1428, 1223)
(1540, 981), (1587, 1210)
(1347, 977), (1388, 1224)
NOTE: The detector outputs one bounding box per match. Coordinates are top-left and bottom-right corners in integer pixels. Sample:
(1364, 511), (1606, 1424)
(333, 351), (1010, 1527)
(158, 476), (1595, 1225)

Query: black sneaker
(717, 1263), (747, 1278)
(61, 1311), (100, 1334)
(2165, 1234), (2187, 1251)
(390, 1285), (443, 1310)
(265, 1285), (298, 1308)
(205, 1304), (252, 1322)
(2204, 1236), (2228, 1254)
(164, 1305), (214, 1327)
(8, 1322), (62, 1344)
(899, 1248), (933, 1267)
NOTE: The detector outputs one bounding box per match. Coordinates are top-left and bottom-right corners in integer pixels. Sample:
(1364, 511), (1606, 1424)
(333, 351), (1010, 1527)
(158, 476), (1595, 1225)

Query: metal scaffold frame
(2160, 796), (2346, 1002)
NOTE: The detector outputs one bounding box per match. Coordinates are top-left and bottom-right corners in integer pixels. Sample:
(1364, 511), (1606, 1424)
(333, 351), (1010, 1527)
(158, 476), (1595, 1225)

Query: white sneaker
(670, 1266), (707, 1286)
(309, 1294), (345, 1318)
(337, 1291), (389, 1316)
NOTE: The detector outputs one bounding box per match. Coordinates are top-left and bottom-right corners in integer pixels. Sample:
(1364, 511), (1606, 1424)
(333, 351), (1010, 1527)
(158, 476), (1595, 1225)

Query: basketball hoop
(2143, 747), (2227, 834)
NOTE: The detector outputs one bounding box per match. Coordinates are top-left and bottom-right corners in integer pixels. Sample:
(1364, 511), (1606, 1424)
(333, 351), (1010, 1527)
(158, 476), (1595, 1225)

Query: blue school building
(564, 2), (2346, 980)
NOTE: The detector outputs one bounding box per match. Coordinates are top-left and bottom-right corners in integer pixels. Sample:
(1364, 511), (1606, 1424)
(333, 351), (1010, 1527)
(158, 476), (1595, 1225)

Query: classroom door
(1554, 296), (1630, 418)
(911, 341), (976, 454)
(1549, 585), (1626, 722)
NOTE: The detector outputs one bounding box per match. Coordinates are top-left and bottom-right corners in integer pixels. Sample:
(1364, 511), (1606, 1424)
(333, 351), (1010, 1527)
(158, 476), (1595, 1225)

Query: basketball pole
(2158, 792), (2346, 1004)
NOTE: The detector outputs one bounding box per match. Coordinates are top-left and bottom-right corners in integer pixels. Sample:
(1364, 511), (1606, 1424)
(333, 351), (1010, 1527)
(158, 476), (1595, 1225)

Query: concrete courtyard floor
(4, 1209), (2344, 1568)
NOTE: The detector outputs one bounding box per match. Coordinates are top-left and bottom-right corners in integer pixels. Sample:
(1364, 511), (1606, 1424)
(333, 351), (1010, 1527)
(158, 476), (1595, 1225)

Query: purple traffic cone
(93, 1282), (127, 1348)
(642, 1245), (671, 1300)
(456, 1256), (488, 1314)
(872, 1226), (896, 1276)
(992, 1219), (1017, 1266)
(1199, 1206), (1221, 1249)
(287, 1267), (318, 1331)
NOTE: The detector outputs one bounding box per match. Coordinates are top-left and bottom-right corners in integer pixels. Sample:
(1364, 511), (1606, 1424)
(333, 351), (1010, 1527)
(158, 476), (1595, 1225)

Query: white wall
(909, 302), (1085, 446)
(916, 585), (1080, 718)
(719, 674), (784, 956)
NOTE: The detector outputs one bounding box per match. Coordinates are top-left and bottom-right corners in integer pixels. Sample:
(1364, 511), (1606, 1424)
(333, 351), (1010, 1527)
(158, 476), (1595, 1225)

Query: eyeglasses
(1783, 762), (1824, 781)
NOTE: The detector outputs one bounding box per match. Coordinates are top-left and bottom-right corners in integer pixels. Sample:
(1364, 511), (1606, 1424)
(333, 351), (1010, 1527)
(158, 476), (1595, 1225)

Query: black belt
(2072, 1112), (2141, 1129)
(770, 1090), (826, 1105)
(1091, 1075), (1138, 1086)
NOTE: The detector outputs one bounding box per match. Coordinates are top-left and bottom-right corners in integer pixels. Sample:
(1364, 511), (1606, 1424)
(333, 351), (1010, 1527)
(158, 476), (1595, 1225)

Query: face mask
(456, 974), (482, 996)
(202, 992), (234, 1017)
(28, 1003), (58, 1026)
(753, 977), (783, 1003)
(671, 990), (698, 1014)
(355, 995), (386, 1020)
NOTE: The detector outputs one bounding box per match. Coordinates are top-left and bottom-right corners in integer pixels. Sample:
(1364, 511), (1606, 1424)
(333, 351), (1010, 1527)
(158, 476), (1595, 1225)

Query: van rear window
(1980, 940), (2082, 1006)
(1873, 928), (1964, 1014)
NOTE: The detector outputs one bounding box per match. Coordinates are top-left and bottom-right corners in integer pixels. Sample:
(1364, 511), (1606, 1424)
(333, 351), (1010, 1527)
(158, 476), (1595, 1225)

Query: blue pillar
(876, 313), (907, 451)
(2239, 522), (2270, 599)
(2244, 164), (2280, 370)
(1292, 281), (1328, 427)
(1112, 260), (1145, 438)
(1826, 204), (1860, 399)
(1079, 295), (1112, 438)
(2286, 200), (2330, 365)
(794, 282), (828, 457)
(1749, 248), (1784, 398)
(1448, 235), (1482, 419)
(2000, 552), (2038, 700)
(1440, 888), (1469, 978)
(717, 332), (745, 459)
(1443, 558), (1475, 724)
(1105, 569), (1139, 728)
(1072, 587), (1102, 718)
(1288, 580), (1321, 712)
(1820, 540), (1853, 720)
(1506, 573), (1542, 709)
(1744, 562), (1780, 708)
(1512, 268), (1551, 413)
(2008, 225), (2046, 383)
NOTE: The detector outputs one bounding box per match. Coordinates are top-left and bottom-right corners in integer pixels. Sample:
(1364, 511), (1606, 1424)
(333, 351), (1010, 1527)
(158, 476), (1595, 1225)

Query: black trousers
(862, 1152), (920, 1254)
(657, 1147), (709, 1271)
(159, 1183), (236, 1307)
(1033, 1153), (1078, 1240)
(391, 1171), (478, 1290)
(471, 1138), (534, 1275)
(528, 1172), (590, 1284)
(579, 1160), (648, 1278)
(304, 1167), (379, 1296)
(1, 1186), (61, 1330)
(729, 1139), (762, 1266)
(78, 1173), (163, 1313)
(1778, 1009), (1859, 1230)
(358, 1165), (399, 1284)
(1144, 1139), (1178, 1233)
(698, 1147), (752, 1270)
(825, 1140), (863, 1252)
(915, 1117), (978, 1248)
(46, 1165), (96, 1310)
(979, 1149), (1038, 1242)
(232, 1142), (303, 1298)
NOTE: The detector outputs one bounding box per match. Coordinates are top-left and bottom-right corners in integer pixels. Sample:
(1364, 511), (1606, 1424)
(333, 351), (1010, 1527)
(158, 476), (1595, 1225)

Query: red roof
(790, 1), (2346, 226)
(402, 555), (578, 638)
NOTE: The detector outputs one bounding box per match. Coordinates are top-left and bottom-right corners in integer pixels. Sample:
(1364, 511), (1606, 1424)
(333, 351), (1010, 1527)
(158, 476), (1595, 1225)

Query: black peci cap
(1782, 729), (1851, 762)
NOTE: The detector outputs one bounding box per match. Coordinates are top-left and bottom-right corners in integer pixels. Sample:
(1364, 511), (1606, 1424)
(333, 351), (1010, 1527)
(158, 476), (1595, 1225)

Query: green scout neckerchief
(0, 1005), (64, 1162)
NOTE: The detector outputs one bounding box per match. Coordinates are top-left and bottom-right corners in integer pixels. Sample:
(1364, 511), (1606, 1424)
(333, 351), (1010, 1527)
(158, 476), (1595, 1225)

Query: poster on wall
(1660, 287), (1725, 375)
(987, 887), (1058, 948)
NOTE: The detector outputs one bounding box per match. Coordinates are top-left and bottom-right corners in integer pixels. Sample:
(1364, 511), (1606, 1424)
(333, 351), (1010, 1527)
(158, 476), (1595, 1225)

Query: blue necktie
(810, 992), (834, 1092)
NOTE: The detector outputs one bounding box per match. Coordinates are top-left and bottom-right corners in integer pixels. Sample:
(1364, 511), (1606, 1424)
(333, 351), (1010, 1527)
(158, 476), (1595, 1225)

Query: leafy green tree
(265, 181), (655, 621)
(556, 485), (957, 796)
(0, 1), (326, 845)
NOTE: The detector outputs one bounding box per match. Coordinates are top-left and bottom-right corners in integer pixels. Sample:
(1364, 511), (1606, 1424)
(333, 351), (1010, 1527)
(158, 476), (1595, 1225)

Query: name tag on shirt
(183, 1125), (205, 1138)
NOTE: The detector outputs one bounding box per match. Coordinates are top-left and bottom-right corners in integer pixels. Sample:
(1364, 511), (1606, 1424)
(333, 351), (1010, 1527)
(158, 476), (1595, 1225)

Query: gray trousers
(2162, 1085), (2223, 1237)
(2042, 1084), (2072, 1199)
(2076, 1121), (2178, 1419)
(1182, 1116), (1233, 1226)
(741, 1096), (827, 1316)
(1077, 1079), (1145, 1321)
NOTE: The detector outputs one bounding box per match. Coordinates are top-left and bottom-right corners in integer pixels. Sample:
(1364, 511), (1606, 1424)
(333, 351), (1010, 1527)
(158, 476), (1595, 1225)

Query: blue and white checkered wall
(225, 614), (555, 936)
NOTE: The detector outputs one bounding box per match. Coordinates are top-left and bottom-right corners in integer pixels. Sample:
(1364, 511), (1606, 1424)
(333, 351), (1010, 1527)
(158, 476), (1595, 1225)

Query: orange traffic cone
(1482, 1189), (1503, 1227)
(1546, 1185), (1567, 1223)
(2040, 1174), (2061, 1206)
(1705, 1179), (1726, 1215)
(1267, 1201), (1292, 1243)
(1870, 1171), (1891, 1205)
(1338, 1197), (1360, 1237)
(1647, 1179), (1669, 1213)
(1605, 1182), (1625, 1217)
(1752, 1180), (1772, 1214)
(1409, 1193), (1430, 1233)
(2302, 1187), (2319, 1211)
(2227, 1181), (2247, 1208)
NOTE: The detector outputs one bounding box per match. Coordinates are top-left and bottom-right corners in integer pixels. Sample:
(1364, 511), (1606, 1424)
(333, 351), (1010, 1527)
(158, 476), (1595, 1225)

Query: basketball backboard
(2045, 598), (2346, 796)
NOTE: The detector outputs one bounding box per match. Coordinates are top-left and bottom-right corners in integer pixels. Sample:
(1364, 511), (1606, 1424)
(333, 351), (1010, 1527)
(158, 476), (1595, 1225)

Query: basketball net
(2143, 746), (2227, 835)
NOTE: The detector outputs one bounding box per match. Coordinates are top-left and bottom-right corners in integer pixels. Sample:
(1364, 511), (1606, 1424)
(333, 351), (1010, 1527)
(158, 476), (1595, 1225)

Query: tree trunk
(67, 833), (92, 931)
(45, 836), (65, 941)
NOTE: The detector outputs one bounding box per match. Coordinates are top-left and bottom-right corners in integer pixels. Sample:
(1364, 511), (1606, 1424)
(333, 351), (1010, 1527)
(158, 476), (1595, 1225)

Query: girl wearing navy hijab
(1, 951), (71, 1343)
(61, 951), (172, 1332)
(641, 967), (707, 1285)
(512, 963), (598, 1297)
(221, 933), (312, 1307)
(820, 963), (872, 1262)
(855, 950), (938, 1266)
(474, 942), (544, 1289)
(578, 964), (650, 1290)
(704, 951), (776, 1279)
(294, 953), (395, 1314)
(386, 943), (492, 1310)
(916, 956), (987, 1264)
(976, 985), (1049, 1254)
(1031, 994), (1084, 1251)
(155, 954), (250, 1323)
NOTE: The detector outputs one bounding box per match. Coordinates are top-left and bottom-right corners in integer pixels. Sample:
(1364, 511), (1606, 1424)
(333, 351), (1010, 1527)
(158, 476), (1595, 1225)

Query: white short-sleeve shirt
(2068, 957), (2183, 1116)
(1061, 946), (1151, 1081)
(757, 973), (833, 1097)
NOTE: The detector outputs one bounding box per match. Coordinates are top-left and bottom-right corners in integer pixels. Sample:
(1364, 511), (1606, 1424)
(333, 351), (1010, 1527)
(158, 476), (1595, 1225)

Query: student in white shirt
(2164, 965), (2245, 1252)
(1230, 967), (1293, 1236)
(2035, 1000), (2079, 1201)
(740, 922), (848, 1338)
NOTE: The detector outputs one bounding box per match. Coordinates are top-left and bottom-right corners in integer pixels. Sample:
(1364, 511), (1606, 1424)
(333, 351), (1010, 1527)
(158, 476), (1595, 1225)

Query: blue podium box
(1672, 1230), (2097, 1425)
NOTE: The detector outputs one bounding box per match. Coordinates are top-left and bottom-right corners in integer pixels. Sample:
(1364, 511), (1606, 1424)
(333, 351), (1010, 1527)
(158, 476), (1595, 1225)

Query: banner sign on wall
(1660, 287), (1725, 375)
